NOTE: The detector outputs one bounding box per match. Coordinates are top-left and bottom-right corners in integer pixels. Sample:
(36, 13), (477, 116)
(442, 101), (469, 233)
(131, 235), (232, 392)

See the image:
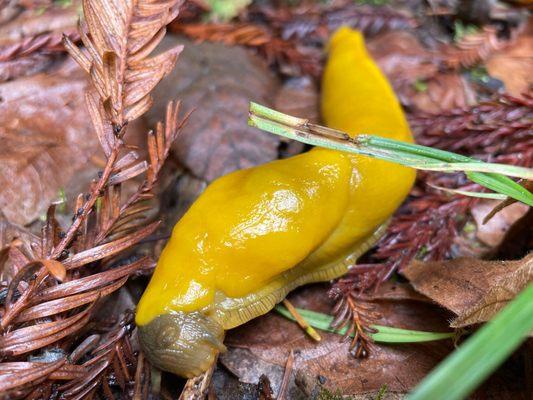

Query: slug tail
(138, 311), (225, 378)
(327, 26), (365, 54)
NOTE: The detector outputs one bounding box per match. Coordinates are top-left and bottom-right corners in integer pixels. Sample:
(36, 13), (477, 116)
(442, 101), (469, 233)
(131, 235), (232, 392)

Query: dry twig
(277, 350), (294, 400)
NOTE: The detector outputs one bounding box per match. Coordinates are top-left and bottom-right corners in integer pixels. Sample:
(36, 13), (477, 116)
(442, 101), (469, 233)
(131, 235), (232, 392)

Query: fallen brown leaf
(274, 76), (319, 123)
(410, 73), (477, 114)
(222, 285), (453, 397)
(366, 30), (437, 84)
(442, 25), (522, 70)
(471, 200), (530, 248)
(0, 1), (80, 80)
(367, 31), (476, 112)
(0, 64), (98, 225)
(403, 254), (533, 328)
(0, 3), (79, 45)
(147, 37), (280, 181)
(453, 258), (533, 327)
(486, 20), (533, 97)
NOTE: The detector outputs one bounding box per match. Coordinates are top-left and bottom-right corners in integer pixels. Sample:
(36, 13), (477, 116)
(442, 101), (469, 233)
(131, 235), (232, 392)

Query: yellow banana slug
(136, 27), (416, 378)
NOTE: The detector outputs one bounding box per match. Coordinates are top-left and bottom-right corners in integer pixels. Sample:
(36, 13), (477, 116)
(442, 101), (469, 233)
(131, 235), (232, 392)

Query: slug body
(136, 27), (415, 377)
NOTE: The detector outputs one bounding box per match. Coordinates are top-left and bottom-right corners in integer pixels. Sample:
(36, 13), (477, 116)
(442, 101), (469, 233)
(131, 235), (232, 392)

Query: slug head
(138, 312), (226, 378)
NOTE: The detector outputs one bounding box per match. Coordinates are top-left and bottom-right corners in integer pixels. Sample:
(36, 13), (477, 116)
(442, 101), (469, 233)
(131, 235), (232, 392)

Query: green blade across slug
(248, 102), (533, 206)
(466, 172), (532, 206)
(274, 305), (455, 343)
(407, 284), (533, 400)
(427, 184), (507, 200)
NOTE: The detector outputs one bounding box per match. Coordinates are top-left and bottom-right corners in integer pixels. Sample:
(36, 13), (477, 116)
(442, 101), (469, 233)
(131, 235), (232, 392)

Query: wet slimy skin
(136, 27), (415, 378)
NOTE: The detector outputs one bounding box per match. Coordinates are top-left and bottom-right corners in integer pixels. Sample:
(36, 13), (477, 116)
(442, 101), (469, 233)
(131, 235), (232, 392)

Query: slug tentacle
(138, 312), (225, 378)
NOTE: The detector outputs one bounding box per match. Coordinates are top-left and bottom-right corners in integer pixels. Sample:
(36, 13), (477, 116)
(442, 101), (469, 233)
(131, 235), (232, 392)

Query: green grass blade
(407, 284), (533, 400)
(427, 184), (507, 200)
(359, 136), (533, 180)
(467, 172), (533, 206)
(274, 305), (454, 343)
(248, 102), (533, 206)
(371, 325), (455, 343)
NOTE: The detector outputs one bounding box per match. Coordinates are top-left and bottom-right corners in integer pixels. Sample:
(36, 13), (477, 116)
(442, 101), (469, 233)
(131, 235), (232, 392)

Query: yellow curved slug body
(136, 27), (415, 378)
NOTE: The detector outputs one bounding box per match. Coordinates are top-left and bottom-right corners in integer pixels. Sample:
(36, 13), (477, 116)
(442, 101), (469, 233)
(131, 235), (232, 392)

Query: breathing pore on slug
(135, 26), (416, 378)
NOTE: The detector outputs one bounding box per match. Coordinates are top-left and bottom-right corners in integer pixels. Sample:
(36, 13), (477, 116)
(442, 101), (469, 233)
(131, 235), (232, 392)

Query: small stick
(278, 349), (294, 400)
(179, 356), (217, 400)
(133, 352), (145, 400)
(282, 299), (321, 342)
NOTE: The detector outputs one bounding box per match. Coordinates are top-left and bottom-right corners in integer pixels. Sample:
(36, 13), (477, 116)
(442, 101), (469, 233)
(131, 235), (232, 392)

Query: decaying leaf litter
(0, 0), (531, 399)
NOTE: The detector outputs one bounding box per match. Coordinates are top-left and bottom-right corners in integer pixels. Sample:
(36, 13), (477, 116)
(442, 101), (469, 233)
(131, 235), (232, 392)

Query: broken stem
(282, 299), (322, 342)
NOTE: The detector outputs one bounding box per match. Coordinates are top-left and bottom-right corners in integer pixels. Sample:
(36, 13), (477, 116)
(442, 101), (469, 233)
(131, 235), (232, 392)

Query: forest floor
(0, 0), (531, 399)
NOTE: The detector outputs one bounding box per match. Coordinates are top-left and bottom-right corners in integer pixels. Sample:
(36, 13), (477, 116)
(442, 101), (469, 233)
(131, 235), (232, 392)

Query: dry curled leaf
(0, 1), (81, 80)
(403, 254), (533, 328)
(147, 37), (280, 181)
(0, 65), (98, 225)
(442, 25), (522, 70)
(486, 20), (533, 97)
(411, 73), (477, 114)
(221, 285), (453, 397)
